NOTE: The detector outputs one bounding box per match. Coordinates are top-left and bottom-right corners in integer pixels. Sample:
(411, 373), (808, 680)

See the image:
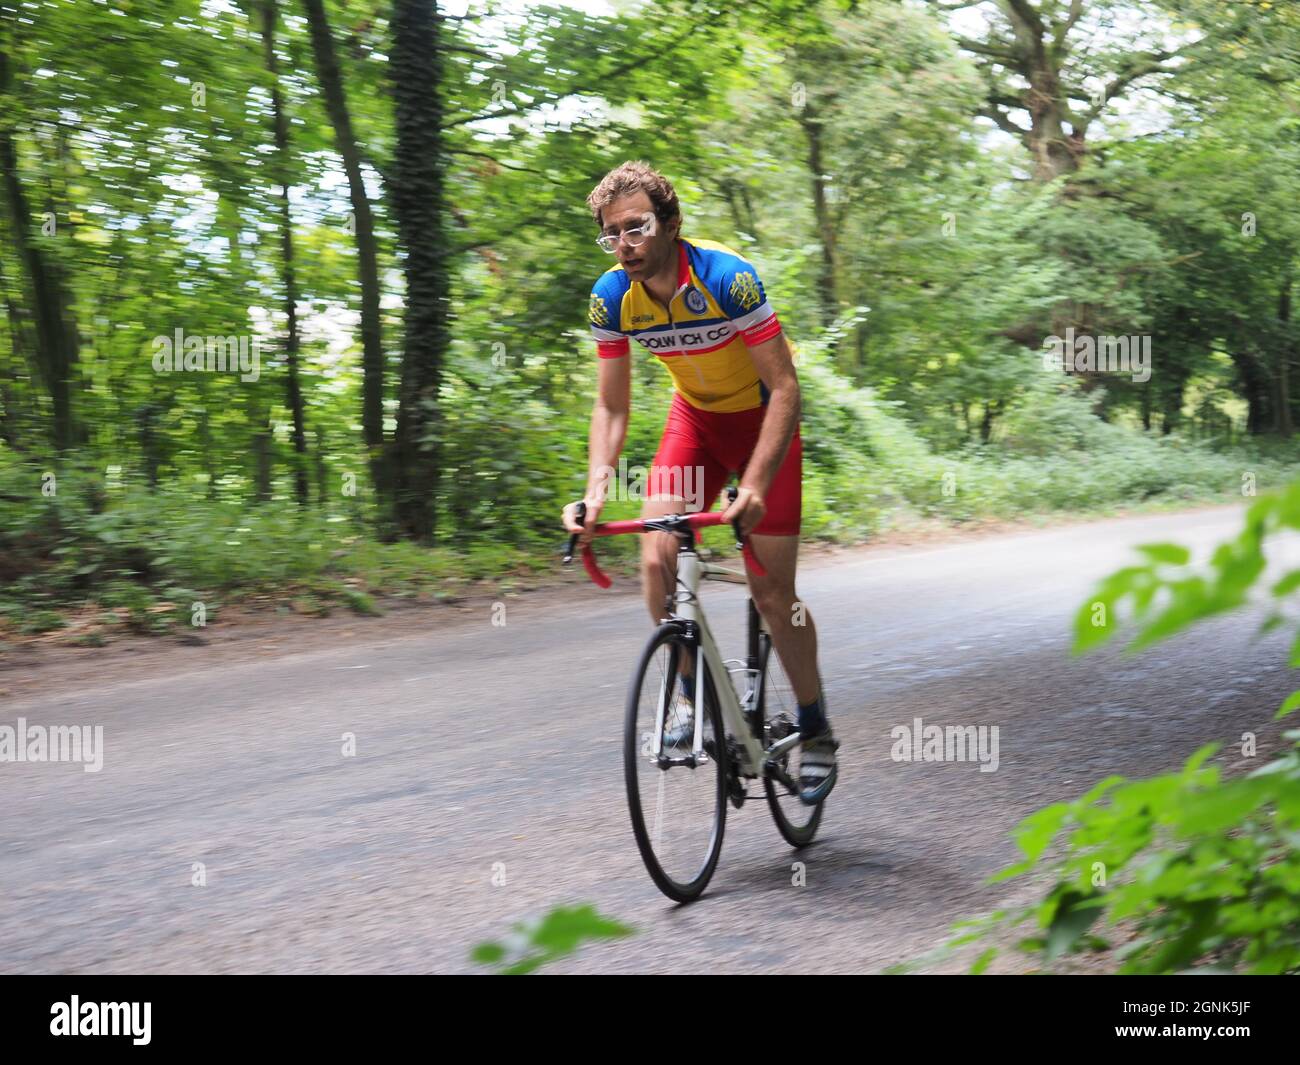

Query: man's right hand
(562, 497), (603, 544)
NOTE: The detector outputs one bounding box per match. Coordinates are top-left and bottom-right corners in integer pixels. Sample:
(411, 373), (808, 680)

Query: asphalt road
(2, 506), (1297, 973)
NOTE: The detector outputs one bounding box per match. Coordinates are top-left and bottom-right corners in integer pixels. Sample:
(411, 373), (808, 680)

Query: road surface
(2, 506), (1296, 973)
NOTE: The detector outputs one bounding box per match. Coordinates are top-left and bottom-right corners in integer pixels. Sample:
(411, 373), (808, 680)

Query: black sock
(797, 694), (828, 736)
(679, 673), (695, 701)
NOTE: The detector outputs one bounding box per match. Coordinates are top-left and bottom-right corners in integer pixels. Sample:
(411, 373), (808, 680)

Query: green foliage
(0, 460), (530, 630)
(946, 475), (1300, 975)
(1072, 477), (1298, 674)
(470, 904), (634, 975)
(966, 735), (1300, 975)
(2, 0), (1299, 620)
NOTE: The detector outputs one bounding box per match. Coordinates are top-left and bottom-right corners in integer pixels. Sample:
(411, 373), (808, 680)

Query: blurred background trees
(1, 0), (1298, 614)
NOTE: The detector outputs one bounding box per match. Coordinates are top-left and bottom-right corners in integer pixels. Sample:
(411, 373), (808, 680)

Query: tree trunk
(1160, 377), (1185, 436)
(797, 103), (838, 329)
(389, 0), (449, 543)
(1023, 46), (1080, 182)
(302, 0), (386, 501)
(0, 35), (80, 452)
(1229, 349), (1272, 435)
(0, 244), (30, 449)
(1276, 269), (1294, 438)
(261, 0), (309, 504)
(314, 425), (328, 507)
(253, 416), (274, 502)
(979, 398), (1003, 444)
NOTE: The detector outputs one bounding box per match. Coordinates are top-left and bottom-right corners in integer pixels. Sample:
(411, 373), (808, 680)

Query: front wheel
(758, 634), (824, 847)
(624, 623), (727, 903)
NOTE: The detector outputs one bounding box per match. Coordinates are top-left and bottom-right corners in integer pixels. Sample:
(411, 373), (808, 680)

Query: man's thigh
(642, 408), (729, 556)
(749, 430), (802, 537)
(748, 533), (800, 592)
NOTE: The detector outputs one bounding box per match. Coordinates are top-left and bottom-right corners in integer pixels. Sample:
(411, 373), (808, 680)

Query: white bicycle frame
(651, 544), (804, 776)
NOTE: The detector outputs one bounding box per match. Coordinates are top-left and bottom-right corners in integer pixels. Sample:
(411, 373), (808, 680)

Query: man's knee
(750, 580), (799, 624)
(640, 534), (677, 582)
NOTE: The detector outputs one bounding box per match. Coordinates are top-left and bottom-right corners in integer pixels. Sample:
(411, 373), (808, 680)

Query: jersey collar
(675, 238), (690, 293)
(634, 239), (692, 312)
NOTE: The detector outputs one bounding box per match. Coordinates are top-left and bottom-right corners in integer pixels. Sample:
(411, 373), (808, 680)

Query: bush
(940, 476), (1300, 975)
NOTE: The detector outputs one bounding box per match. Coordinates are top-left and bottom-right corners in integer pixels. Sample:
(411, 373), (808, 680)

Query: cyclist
(562, 161), (838, 804)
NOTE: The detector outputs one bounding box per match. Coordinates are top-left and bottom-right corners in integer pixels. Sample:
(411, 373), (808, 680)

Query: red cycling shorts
(647, 393), (802, 536)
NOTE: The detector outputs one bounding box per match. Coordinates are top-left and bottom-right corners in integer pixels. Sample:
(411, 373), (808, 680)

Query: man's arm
(723, 331), (800, 535)
(587, 354), (631, 501)
(563, 354), (631, 538)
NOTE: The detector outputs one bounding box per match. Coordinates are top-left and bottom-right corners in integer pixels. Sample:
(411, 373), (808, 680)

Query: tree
(0, 14), (81, 452)
(389, 0), (449, 542)
(302, 0), (386, 501)
(260, 0), (310, 503)
(927, 0), (1210, 181)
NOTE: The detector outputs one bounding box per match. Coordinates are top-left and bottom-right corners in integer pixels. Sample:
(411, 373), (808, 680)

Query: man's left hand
(722, 486), (766, 538)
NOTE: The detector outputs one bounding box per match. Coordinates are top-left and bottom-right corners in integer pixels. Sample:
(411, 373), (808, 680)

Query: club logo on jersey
(729, 271), (761, 311)
(589, 294), (609, 327)
(683, 286), (707, 315)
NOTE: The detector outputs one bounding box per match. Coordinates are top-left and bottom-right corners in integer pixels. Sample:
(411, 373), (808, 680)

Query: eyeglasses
(596, 215), (658, 254)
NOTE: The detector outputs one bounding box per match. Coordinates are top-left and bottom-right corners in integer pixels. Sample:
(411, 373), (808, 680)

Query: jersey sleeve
(589, 271), (629, 359)
(711, 256), (783, 346)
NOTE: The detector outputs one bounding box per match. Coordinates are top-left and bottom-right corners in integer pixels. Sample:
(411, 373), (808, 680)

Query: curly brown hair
(586, 161), (681, 228)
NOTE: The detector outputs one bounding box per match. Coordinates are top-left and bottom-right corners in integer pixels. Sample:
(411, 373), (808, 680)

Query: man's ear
(667, 215), (681, 240)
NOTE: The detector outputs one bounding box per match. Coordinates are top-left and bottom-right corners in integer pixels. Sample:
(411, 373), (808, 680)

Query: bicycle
(564, 487), (825, 903)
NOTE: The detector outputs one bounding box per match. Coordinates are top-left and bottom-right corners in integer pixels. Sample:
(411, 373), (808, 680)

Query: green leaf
(470, 905), (633, 974)
(470, 941), (506, 964)
(1272, 570), (1300, 597)
(1045, 890), (1104, 962)
(1276, 689), (1300, 720)
(1011, 802), (1071, 863)
(1135, 543), (1191, 566)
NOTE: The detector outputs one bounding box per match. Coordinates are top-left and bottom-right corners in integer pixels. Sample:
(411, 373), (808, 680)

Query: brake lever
(725, 486), (744, 550)
(563, 501), (587, 564)
(725, 486), (768, 577)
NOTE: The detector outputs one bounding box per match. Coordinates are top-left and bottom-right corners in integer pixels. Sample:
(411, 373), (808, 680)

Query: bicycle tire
(624, 623), (727, 903)
(759, 635), (824, 848)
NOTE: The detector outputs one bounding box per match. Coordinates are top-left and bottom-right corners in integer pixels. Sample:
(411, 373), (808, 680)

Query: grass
(2, 355), (1297, 644)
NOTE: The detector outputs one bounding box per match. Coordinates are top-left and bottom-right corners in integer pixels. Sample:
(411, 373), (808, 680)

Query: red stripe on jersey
(596, 338), (630, 359)
(742, 314), (782, 346)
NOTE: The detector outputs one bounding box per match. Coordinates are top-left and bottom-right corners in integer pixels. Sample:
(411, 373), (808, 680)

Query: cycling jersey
(588, 238), (784, 413)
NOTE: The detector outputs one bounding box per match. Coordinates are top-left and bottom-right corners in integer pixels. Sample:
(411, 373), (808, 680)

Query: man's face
(599, 191), (678, 283)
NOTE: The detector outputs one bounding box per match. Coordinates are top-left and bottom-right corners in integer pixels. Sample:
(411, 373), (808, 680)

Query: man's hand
(721, 486), (766, 538)
(562, 497), (604, 545)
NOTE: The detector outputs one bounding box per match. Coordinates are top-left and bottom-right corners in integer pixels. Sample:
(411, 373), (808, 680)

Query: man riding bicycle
(562, 161), (838, 804)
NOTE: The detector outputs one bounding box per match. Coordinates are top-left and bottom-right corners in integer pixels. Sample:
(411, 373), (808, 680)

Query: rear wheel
(759, 634), (824, 847)
(624, 624), (727, 902)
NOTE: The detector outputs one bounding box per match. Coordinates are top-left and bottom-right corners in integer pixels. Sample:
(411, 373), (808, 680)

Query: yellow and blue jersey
(588, 238), (784, 413)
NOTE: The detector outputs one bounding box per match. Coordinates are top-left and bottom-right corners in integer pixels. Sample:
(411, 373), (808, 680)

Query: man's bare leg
(749, 533), (837, 802)
(745, 533), (820, 707)
(638, 495), (688, 625)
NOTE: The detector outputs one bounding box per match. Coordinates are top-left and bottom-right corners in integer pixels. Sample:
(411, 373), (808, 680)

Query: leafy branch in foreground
(937, 478), (1300, 975)
(470, 905), (634, 975)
